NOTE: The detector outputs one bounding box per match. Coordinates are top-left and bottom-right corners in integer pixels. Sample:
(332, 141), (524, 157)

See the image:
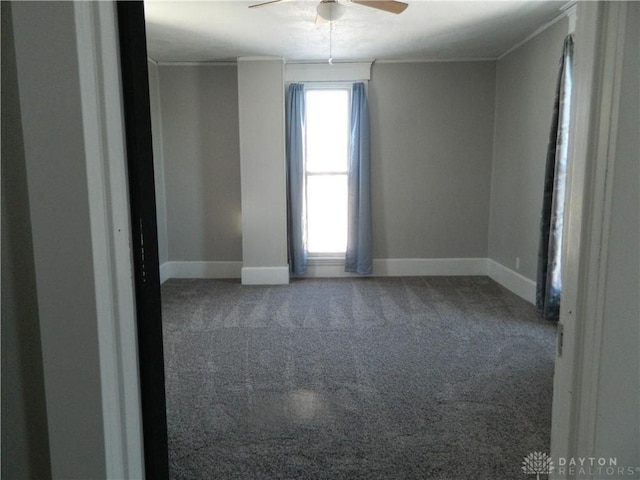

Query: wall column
(237, 57), (289, 284)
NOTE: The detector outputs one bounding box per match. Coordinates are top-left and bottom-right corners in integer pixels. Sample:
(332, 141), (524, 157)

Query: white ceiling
(144, 0), (570, 63)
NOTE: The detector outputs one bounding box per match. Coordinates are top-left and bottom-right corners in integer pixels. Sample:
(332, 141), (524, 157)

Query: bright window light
(307, 175), (348, 253)
(305, 88), (350, 254)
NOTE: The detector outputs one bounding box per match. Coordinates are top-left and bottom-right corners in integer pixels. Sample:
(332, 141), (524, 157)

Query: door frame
(550, 1), (629, 472)
(117, 2), (169, 478)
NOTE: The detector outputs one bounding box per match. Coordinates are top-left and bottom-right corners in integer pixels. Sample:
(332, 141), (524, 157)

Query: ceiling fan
(249, 0), (409, 23)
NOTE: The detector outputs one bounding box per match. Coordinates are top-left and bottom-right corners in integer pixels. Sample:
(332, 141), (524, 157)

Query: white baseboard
(487, 259), (536, 304)
(302, 257), (487, 278)
(161, 258), (488, 282)
(159, 262), (171, 284)
(241, 266), (290, 285)
(159, 261), (242, 284)
(160, 259), (536, 306)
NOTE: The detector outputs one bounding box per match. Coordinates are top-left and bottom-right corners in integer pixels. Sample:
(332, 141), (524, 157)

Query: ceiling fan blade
(249, 0), (292, 9)
(351, 0), (408, 14)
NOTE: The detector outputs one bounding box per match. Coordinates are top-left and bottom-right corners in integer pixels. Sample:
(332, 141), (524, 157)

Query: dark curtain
(536, 34), (574, 320)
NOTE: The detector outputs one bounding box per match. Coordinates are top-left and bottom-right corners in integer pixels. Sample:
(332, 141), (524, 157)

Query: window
(305, 87), (351, 255)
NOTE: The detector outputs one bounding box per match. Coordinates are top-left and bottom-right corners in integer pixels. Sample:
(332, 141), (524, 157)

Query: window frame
(303, 83), (353, 259)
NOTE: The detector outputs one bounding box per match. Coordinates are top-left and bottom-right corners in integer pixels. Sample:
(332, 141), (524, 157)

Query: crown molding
(155, 61), (238, 67)
(498, 2), (574, 61)
(237, 55), (284, 62)
(375, 57), (496, 64)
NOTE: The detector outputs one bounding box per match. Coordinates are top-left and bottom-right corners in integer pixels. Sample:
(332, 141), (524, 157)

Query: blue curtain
(536, 34), (574, 320)
(286, 83), (307, 275)
(345, 83), (373, 274)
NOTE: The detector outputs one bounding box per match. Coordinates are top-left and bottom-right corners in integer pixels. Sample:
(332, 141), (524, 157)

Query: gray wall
(10, 2), (107, 477)
(369, 62), (496, 259)
(595, 1), (639, 463)
(488, 18), (569, 280)
(148, 60), (169, 264)
(158, 65), (242, 261)
(156, 61), (496, 264)
(1, 3), (51, 478)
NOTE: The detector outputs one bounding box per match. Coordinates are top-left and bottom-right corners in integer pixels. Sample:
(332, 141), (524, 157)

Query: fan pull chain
(329, 18), (333, 64)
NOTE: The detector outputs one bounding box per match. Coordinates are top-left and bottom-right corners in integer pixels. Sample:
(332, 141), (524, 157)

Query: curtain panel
(536, 34), (574, 320)
(345, 82), (373, 274)
(286, 83), (307, 275)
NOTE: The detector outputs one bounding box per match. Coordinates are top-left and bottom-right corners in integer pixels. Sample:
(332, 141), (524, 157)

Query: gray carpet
(161, 276), (557, 479)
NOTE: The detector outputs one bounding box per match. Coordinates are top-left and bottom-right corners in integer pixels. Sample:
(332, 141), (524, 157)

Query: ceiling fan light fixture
(317, 1), (346, 22)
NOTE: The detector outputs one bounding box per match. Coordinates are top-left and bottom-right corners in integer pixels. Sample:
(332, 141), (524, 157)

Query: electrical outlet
(515, 257), (520, 270)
